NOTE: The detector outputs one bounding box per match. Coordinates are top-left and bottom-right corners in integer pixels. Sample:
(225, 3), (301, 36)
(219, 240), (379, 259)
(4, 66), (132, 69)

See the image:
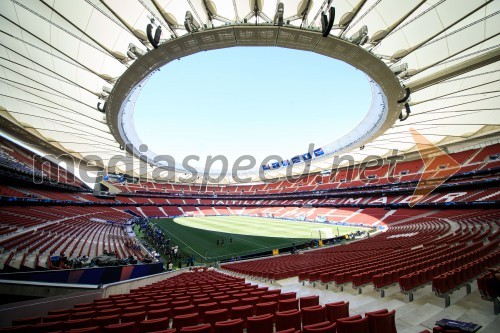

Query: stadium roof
(0, 0), (499, 184)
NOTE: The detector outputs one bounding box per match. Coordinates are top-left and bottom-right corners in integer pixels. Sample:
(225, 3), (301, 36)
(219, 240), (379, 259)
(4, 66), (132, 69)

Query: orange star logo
(409, 128), (461, 207)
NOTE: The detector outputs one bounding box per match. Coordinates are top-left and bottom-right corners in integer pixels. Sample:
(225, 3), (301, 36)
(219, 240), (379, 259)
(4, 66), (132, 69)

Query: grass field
(149, 216), (367, 264)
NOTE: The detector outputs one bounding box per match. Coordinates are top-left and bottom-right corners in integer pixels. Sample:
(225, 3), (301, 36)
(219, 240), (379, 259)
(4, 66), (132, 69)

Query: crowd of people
(134, 218), (197, 270)
(50, 251), (139, 269)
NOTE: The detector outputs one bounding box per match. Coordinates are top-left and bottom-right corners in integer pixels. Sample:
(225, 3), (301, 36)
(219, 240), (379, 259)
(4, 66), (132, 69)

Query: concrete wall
(0, 268), (192, 327)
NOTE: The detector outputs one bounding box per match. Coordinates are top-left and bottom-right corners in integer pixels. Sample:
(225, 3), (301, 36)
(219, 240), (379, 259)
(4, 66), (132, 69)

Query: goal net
(310, 228), (334, 239)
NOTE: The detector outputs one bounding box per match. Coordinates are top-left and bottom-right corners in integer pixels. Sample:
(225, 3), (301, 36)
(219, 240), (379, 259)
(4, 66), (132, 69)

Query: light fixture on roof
(146, 19), (162, 49)
(321, 6), (335, 37)
(98, 86), (112, 102)
(391, 63), (408, 77)
(102, 86), (113, 95)
(348, 25), (368, 45)
(274, 2), (284, 26)
(184, 11), (200, 33)
(127, 43), (145, 59)
(399, 103), (411, 121)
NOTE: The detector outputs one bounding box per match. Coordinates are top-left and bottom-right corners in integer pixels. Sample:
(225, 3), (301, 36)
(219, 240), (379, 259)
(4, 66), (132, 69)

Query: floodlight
(391, 63), (408, 76)
(102, 86), (112, 94)
(274, 2), (284, 26)
(184, 11), (200, 33)
(349, 25), (368, 45)
(127, 43), (145, 59)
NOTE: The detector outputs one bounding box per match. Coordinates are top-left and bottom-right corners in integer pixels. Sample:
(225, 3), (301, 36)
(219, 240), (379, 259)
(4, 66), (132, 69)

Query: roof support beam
(38, 0), (127, 64)
(408, 48), (500, 92)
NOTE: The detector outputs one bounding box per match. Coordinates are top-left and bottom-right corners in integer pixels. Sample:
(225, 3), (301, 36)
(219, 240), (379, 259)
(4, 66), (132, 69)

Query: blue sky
(134, 46), (371, 169)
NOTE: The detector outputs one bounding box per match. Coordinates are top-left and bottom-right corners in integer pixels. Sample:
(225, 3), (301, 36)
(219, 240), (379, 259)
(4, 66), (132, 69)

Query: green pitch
(150, 216), (367, 264)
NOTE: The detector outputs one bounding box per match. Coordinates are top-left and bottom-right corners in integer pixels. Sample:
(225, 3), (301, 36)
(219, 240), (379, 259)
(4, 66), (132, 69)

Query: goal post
(310, 228), (334, 239)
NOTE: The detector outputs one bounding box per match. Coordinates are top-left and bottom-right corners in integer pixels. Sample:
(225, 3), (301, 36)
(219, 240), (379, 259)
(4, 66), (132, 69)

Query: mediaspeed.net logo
(409, 128), (461, 207)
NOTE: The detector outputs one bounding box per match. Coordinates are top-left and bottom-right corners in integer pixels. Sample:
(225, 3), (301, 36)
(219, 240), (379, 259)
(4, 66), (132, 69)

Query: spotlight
(274, 2), (284, 26)
(184, 11), (200, 33)
(349, 25), (368, 45)
(102, 86), (112, 94)
(127, 43), (145, 59)
(391, 63), (408, 76)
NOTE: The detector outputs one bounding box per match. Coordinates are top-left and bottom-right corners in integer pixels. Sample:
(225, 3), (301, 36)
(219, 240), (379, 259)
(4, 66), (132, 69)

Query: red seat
(136, 300), (155, 308)
(325, 301), (349, 322)
(198, 302), (219, 322)
(115, 302), (134, 310)
(97, 308), (121, 317)
(94, 299), (113, 305)
(240, 297), (259, 308)
(62, 318), (95, 331)
(93, 314), (120, 327)
(48, 309), (72, 316)
(74, 302), (94, 309)
(301, 305), (327, 326)
(72, 306), (94, 313)
(147, 308), (170, 319)
(300, 295), (320, 309)
(278, 298), (299, 312)
(366, 309), (396, 333)
(193, 298), (211, 306)
(275, 328), (301, 333)
(102, 322), (135, 333)
(148, 302), (170, 311)
(337, 315), (368, 333)
(275, 309), (301, 332)
(68, 327), (100, 333)
(255, 301), (278, 316)
(179, 323), (212, 332)
(260, 294), (279, 302)
(0, 325), (31, 333)
(138, 317), (170, 333)
(205, 308), (229, 326)
(214, 318), (244, 333)
(266, 289), (281, 295)
(303, 321), (337, 333)
(28, 321), (63, 333)
(123, 305), (146, 313)
(71, 310), (97, 320)
(230, 305), (254, 323)
(121, 311), (146, 324)
(12, 316), (42, 326)
(279, 292), (296, 300)
(172, 300), (191, 308)
(94, 304), (114, 311)
(247, 314), (274, 333)
(173, 313), (199, 331)
(172, 305), (196, 317)
(220, 299), (239, 310)
(213, 295), (230, 303)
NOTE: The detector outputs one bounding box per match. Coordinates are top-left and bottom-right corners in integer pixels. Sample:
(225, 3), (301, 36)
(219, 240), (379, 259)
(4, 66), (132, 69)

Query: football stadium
(0, 0), (499, 332)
